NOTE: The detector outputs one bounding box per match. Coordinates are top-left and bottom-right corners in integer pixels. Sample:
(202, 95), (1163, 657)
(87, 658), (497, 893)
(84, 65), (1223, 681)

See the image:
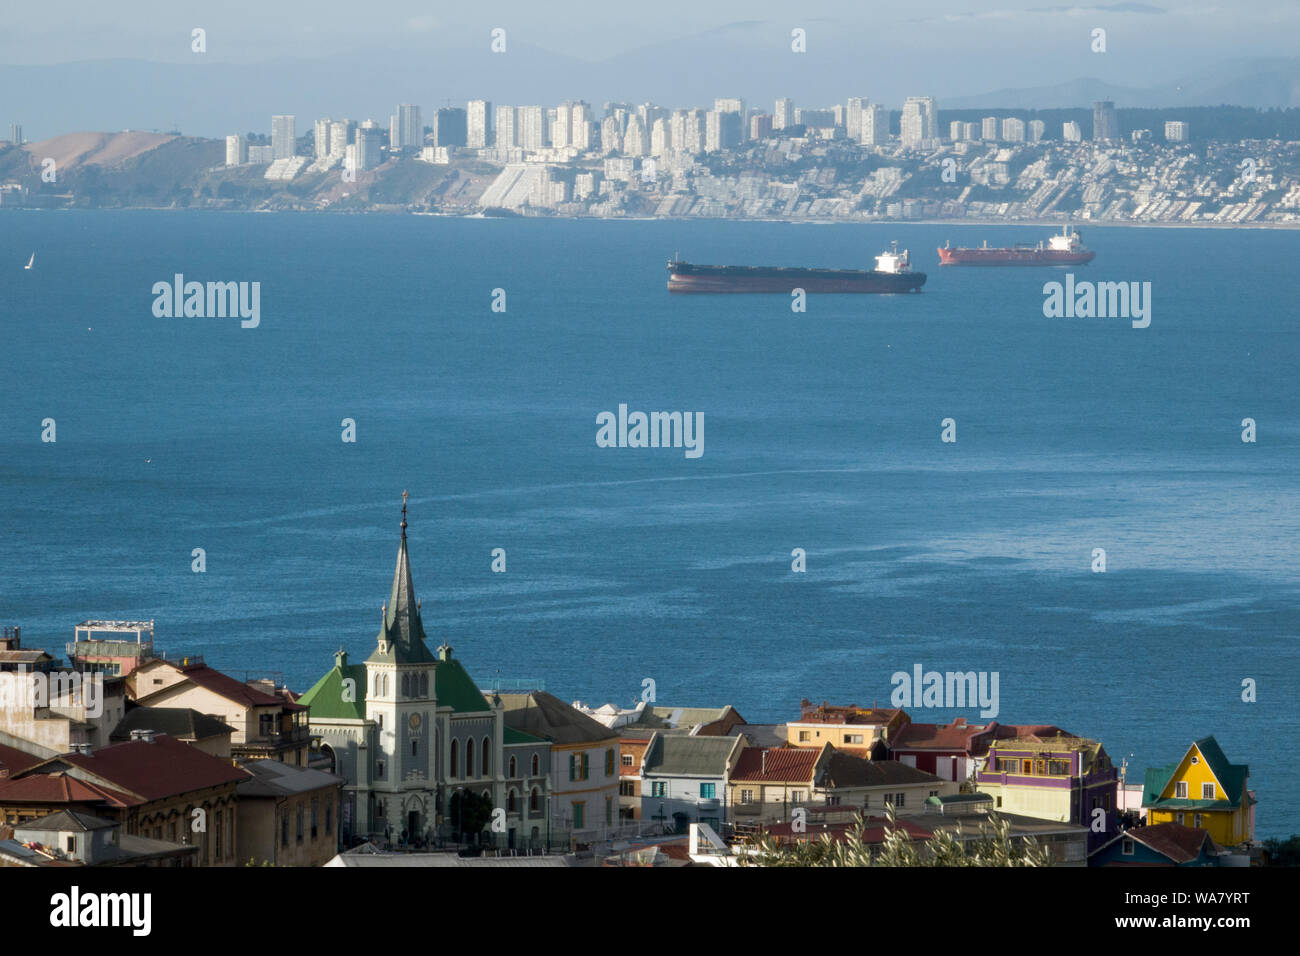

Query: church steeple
(370, 491), (436, 664)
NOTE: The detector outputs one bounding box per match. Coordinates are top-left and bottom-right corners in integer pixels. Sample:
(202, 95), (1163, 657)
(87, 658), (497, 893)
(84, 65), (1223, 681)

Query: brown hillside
(23, 131), (177, 170)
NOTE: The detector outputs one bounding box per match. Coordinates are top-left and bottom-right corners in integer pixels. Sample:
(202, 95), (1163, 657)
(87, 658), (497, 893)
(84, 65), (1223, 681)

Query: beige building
(236, 760), (344, 866)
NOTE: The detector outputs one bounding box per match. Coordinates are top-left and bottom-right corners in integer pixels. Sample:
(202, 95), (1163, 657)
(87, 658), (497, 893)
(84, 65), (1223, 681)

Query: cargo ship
(667, 243), (925, 293)
(937, 226), (1095, 266)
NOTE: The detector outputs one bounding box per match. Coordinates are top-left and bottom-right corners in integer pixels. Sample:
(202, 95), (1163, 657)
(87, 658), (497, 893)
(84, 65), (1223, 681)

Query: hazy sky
(4, 1), (1296, 77)
(3, 2), (1298, 139)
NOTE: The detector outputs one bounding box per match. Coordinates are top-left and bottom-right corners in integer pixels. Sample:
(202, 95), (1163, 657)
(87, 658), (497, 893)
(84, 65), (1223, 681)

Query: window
(573, 802), (585, 830)
(508, 789), (517, 813)
(651, 781), (667, 797)
(482, 738), (491, 777)
(791, 790), (805, 803)
(929, 790), (939, 797)
(530, 787), (539, 812)
(1202, 782), (1215, 799)
(450, 739), (459, 777)
(1048, 759), (1069, 775)
(740, 789), (754, 804)
(1176, 812), (1185, 824)
(531, 754), (540, 776)
(259, 714), (274, 737)
(375, 760), (385, 778)
(281, 813), (289, 846)
(570, 752), (589, 781)
(1175, 781), (1188, 798)
(411, 739), (418, 757)
(296, 807), (304, 842)
(621, 754), (634, 767)
(310, 800), (318, 839)
(1193, 813), (1203, 828)
(509, 755), (517, 777)
(466, 738), (475, 777)
(326, 805), (333, 835)
(827, 794), (841, 806)
(66, 836), (76, 853)
(798, 731), (811, 742)
(1121, 837), (1135, 855)
(606, 797), (613, 826)
(1022, 760), (1032, 775)
(605, 748), (615, 776)
(895, 793), (906, 808)
(700, 783), (716, 799)
(843, 734), (863, 745)
(619, 781), (635, 796)
(998, 758), (1019, 773)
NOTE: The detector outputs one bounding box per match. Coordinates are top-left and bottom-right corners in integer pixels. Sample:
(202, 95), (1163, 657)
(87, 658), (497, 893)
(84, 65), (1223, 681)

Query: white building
(1001, 117), (1026, 142)
(517, 106), (546, 150)
(1063, 120), (1083, 142)
(1029, 119), (1046, 142)
(467, 100), (492, 148)
(1165, 120), (1189, 142)
(225, 134), (247, 166)
(494, 105), (517, 148)
(982, 116), (999, 141)
(773, 98), (794, 130)
(271, 114), (296, 160)
(862, 104), (889, 146)
(900, 96), (937, 149)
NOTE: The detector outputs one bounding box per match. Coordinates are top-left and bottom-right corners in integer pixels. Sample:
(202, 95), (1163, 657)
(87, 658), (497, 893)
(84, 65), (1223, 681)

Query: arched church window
(509, 755), (517, 777)
(401, 674), (409, 698)
(482, 738), (491, 776)
(466, 738), (475, 777)
(450, 739), (459, 777)
(530, 788), (539, 812)
(531, 754), (540, 776)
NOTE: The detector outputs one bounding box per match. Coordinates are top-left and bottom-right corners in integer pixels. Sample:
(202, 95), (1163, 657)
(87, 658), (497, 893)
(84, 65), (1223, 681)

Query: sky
(2, 2), (1298, 139)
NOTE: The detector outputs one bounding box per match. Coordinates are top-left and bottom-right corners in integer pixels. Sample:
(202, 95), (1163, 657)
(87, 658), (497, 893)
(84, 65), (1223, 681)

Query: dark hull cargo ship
(667, 244), (926, 293)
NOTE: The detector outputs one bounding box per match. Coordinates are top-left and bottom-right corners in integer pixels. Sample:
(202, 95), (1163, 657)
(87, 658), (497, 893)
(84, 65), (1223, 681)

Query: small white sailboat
(24, 253), (34, 270)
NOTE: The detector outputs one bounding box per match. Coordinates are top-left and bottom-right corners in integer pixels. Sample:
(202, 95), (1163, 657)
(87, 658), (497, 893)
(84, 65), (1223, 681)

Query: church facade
(299, 495), (552, 848)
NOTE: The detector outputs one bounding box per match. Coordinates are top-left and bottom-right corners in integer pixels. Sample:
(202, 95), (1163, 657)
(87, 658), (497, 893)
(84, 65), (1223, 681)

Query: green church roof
(299, 655), (368, 721)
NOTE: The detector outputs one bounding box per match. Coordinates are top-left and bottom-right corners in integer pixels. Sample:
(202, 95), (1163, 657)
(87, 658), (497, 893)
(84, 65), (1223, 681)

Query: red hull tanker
(937, 227), (1095, 266)
(668, 244), (925, 293)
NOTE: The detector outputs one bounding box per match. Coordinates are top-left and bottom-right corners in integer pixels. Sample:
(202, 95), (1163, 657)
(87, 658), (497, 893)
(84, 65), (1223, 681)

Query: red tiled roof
(0, 742), (45, 777)
(0, 770), (133, 807)
(26, 735), (249, 802)
(1126, 823), (1216, 864)
(173, 664), (285, 707)
(891, 720), (993, 753)
(730, 747), (821, 783)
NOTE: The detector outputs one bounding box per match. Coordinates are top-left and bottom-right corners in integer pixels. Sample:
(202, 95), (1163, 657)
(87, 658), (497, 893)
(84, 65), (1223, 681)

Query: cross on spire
(401, 490), (409, 536)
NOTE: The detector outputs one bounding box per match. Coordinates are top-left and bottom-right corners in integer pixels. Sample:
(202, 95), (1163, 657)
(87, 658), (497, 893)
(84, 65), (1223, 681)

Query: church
(299, 494), (552, 848)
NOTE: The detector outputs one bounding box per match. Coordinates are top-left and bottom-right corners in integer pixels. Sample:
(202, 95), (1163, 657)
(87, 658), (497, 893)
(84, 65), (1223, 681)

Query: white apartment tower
(861, 103), (888, 146)
(271, 114), (296, 160)
(314, 118), (331, 159)
(774, 98), (794, 130)
(468, 100), (493, 148)
(900, 96), (937, 148)
(225, 134), (247, 166)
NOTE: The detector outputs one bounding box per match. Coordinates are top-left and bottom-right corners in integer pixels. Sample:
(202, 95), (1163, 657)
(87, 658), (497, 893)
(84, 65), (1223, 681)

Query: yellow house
(1142, 736), (1254, 847)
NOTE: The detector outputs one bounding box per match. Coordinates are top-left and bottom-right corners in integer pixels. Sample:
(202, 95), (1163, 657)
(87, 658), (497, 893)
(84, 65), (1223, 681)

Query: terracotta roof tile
(730, 747), (821, 783)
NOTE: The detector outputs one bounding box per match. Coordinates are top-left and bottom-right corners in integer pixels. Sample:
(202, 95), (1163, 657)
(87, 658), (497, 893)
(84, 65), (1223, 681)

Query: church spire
(371, 492), (435, 664)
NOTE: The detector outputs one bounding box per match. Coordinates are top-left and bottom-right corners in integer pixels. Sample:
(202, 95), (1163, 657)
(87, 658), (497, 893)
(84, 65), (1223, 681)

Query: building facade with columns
(299, 495), (550, 848)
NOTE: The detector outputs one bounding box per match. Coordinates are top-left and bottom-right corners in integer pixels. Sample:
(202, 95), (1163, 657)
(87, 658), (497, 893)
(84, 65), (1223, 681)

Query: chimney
(70, 742), (92, 756)
(761, 750), (767, 774)
(130, 729), (156, 744)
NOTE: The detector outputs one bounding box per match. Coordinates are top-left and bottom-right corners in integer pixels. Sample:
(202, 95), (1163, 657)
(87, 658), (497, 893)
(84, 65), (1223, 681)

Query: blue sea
(2, 211), (1297, 836)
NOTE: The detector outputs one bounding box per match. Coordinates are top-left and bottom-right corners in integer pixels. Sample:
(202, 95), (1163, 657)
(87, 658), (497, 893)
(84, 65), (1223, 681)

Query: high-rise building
(796, 108), (835, 129)
(949, 120), (965, 141)
(650, 117), (671, 156)
(1029, 119), (1046, 142)
(750, 113), (773, 140)
(570, 101), (594, 151)
(600, 115), (621, 154)
(313, 118), (331, 159)
(900, 96), (937, 148)
(8, 124), (21, 146)
(963, 121), (979, 141)
(982, 116), (999, 141)
(495, 106), (517, 148)
(1093, 101), (1118, 142)
(553, 103), (573, 150)
(329, 120), (352, 158)
(862, 104), (888, 146)
(397, 104), (423, 149)
(271, 114), (296, 160)
(845, 99), (871, 140)
(773, 98), (794, 130)
(705, 110), (742, 152)
(1063, 120), (1082, 142)
(467, 100), (493, 148)
(623, 116), (647, 156)
(1001, 117), (1026, 142)
(355, 127), (380, 169)
(433, 108), (466, 147)
(517, 106), (545, 150)
(225, 134), (246, 166)
(683, 109), (706, 154)
(1164, 120), (1189, 142)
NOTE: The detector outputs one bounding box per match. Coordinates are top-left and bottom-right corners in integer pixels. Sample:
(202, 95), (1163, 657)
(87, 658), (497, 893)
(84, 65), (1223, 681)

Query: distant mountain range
(2, 51), (1298, 142)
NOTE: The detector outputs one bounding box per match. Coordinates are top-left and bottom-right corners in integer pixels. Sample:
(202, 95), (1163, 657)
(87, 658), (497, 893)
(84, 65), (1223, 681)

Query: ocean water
(1, 211), (1297, 836)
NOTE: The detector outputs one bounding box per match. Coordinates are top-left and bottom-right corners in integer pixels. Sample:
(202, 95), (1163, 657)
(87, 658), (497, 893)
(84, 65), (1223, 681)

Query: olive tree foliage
(740, 805), (1056, 867)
